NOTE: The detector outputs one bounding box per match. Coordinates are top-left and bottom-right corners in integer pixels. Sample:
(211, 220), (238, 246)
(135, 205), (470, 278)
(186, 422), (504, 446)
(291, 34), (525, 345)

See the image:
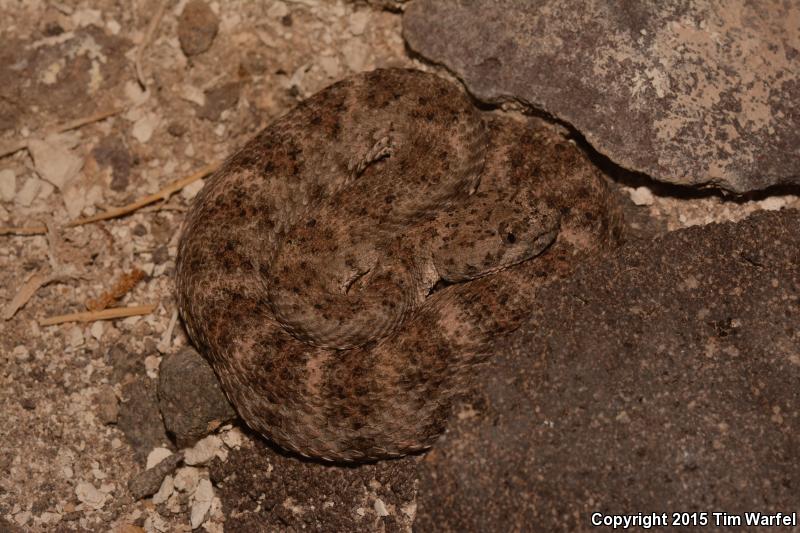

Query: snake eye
(505, 232), (516, 244)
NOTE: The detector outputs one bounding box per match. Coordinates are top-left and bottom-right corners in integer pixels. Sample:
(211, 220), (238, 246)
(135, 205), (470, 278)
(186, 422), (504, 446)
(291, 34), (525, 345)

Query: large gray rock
(414, 209), (800, 532)
(404, 1), (800, 193)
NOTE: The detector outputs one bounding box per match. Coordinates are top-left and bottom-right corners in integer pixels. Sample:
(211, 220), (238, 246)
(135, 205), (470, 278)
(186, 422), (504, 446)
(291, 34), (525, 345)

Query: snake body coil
(176, 69), (622, 461)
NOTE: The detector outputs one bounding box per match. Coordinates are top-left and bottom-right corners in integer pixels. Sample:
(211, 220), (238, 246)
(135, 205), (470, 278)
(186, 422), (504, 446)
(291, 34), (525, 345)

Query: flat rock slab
(414, 209), (800, 532)
(404, 1), (800, 193)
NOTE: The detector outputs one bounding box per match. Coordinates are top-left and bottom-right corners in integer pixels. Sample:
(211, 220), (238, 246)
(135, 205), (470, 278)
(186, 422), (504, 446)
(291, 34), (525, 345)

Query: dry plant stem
(69, 161), (220, 225)
(135, 0), (170, 90)
(3, 220), (80, 320)
(1, 270), (87, 320)
(0, 162), (219, 236)
(0, 106), (124, 159)
(0, 225), (49, 236)
(2, 271), (52, 320)
(158, 308), (179, 353)
(40, 304), (158, 326)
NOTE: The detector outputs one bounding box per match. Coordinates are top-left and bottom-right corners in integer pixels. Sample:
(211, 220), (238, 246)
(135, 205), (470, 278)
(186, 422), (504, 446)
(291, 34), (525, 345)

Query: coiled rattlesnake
(176, 69), (623, 461)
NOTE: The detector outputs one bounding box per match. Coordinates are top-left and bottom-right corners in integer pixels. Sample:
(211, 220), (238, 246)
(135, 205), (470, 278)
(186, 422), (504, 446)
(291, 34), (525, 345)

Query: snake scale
(176, 69), (623, 461)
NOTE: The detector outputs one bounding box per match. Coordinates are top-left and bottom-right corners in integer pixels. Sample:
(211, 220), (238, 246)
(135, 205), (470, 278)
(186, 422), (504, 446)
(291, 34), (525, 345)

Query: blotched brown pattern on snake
(176, 69), (623, 461)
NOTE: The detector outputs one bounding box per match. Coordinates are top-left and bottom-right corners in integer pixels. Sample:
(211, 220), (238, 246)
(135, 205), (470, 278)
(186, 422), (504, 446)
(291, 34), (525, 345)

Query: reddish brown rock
(178, 0), (219, 57)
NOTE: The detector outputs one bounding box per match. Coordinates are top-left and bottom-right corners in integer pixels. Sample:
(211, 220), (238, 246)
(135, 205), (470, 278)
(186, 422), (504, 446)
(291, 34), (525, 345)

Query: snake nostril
(505, 232), (516, 244)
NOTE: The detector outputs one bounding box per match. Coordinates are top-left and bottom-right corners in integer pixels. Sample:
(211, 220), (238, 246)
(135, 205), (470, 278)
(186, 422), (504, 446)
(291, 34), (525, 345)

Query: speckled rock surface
(128, 451), (183, 501)
(404, 1), (800, 193)
(117, 376), (173, 464)
(414, 209), (800, 532)
(158, 347), (236, 448)
(177, 0), (219, 57)
(208, 438), (419, 532)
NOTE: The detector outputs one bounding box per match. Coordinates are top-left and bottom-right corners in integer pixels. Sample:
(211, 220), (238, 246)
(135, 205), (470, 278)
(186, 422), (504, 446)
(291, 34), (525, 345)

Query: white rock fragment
(38, 180), (55, 199)
(373, 498), (389, 517)
(106, 19), (121, 35)
(219, 12), (242, 33)
(13, 345), (30, 361)
(146, 447), (174, 470)
(132, 113), (159, 143)
(184, 434), (224, 465)
(319, 55), (341, 79)
(759, 196), (788, 211)
(349, 11), (370, 36)
(220, 427), (244, 449)
(124, 80), (149, 105)
(28, 137), (84, 190)
(61, 184), (90, 219)
(401, 502), (417, 519)
(180, 178), (205, 200)
(92, 462), (107, 481)
(145, 512), (169, 533)
(0, 169), (15, 202)
(173, 466), (200, 494)
(140, 262), (155, 277)
(629, 185), (655, 206)
(144, 354), (161, 378)
(15, 177), (43, 207)
(342, 39), (370, 73)
(41, 60), (64, 85)
(180, 84), (206, 106)
(68, 326), (84, 347)
(14, 510), (31, 526)
(283, 497), (304, 515)
(75, 481), (107, 510)
(152, 474), (174, 505)
(39, 511), (61, 525)
(90, 321), (104, 341)
(190, 479), (214, 529)
(267, 1), (289, 18)
(72, 8), (103, 27)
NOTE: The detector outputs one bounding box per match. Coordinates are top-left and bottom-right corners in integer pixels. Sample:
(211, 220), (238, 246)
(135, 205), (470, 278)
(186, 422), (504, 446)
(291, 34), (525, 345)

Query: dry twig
(0, 106), (124, 159)
(39, 304), (158, 326)
(158, 308), (179, 353)
(68, 161), (219, 226)
(135, 0), (170, 90)
(0, 225), (49, 236)
(2, 271), (52, 320)
(0, 161), (219, 236)
(2, 221), (84, 320)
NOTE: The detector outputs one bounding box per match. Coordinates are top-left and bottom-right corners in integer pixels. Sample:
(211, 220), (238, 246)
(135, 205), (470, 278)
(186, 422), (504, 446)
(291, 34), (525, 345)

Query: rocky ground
(0, 1), (797, 532)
